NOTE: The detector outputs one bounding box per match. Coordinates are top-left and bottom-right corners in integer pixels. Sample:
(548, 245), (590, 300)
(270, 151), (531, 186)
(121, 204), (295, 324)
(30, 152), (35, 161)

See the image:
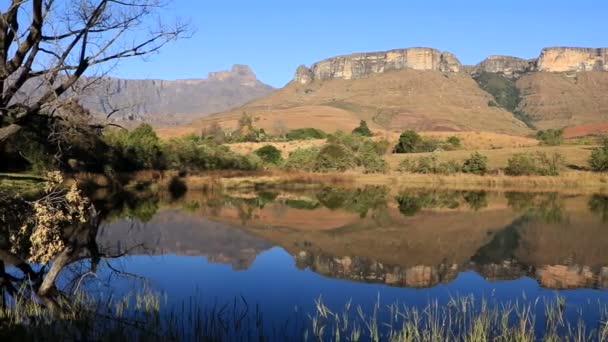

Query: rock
(473, 55), (535, 78)
(294, 47), (463, 84)
(536, 47), (608, 72)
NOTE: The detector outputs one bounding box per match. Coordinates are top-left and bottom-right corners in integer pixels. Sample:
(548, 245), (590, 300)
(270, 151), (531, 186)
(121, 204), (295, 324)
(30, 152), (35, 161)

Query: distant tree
(536, 129), (563, 146)
(590, 137), (608, 172)
(254, 145), (282, 165)
(462, 152), (488, 175)
(394, 130), (422, 153)
(352, 120), (373, 136)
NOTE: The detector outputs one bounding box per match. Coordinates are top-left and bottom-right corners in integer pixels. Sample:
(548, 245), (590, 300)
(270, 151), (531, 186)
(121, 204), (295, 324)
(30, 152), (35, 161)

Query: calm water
(60, 186), (608, 333)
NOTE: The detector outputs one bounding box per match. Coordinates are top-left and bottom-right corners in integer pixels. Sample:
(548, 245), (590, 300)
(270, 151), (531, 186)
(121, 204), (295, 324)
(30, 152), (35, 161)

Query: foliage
(394, 130), (422, 153)
(10, 172), (90, 264)
(396, 158), (416, 172)
(446, 136), (462, 149)
(285, 128), (327, 140)
(103, 124), (165, 170)
(536, 129), (563, 146)
(165, 135), (261, 171)
(318, 132), (388, 173)
(589, 137), (608, 172)
(316, 186), (388, 218)
(462, 152), (489, 175)
(314, 143), (356, 172)
(396, 190), (471, 216)
(282, 147), (319, 171)
(254, 145), (283, 165)
(473, 71), (536, 128)
(505, 152), (564, 176)
(352, 120), (373, 136)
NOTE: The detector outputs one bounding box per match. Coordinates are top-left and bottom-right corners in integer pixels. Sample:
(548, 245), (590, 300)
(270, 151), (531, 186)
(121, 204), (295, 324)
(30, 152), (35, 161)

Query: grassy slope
(158, 69), (532, 138)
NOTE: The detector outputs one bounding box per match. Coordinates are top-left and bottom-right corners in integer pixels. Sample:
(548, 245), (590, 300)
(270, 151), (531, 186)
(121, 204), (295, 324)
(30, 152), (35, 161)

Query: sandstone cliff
(537, 47), (608, 72)
(294, 47), (462, 84)
(472, 55), (535, 78)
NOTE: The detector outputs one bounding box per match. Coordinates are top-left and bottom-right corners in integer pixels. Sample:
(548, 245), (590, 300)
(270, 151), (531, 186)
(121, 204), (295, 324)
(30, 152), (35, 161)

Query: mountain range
(82, 47), (608, 136)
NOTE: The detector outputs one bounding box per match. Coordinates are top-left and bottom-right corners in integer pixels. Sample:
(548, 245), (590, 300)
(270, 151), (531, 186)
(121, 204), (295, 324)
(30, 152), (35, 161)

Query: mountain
(78, 64), (274, 126)
(175, 47), (608, 137)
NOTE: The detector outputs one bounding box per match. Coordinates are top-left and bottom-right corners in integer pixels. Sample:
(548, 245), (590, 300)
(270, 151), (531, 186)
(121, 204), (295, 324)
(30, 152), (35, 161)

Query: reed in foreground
(1, 292), (607, 341)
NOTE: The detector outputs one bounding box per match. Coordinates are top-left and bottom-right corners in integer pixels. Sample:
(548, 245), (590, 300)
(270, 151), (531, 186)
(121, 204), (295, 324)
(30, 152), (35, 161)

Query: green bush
(103, 124), (165, 170)
(282, 147), (319, 171)
(314, 143), (356, 172)
(352, 120), (373, 137)
(462, 152), (489, 175)
(254, 145), (283, 165)
(285, 128), (327, 140)
(590, 138), (608, 172)
(394, 130), (422, 153)
(536, 129), (563, 146)
(505, 152), (564, 176)
(357, 144), (388, 174)
(165, 135), (260, 171)
(446, 136), (462, 149)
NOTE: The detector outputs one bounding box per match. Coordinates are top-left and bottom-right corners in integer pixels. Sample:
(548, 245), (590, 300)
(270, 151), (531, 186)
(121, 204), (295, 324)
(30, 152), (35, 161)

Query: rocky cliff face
(537, 47), (608, 72)
(294, 47), (462, 84)
(472, 55), (535, 78)
(78, 64), (274, 125)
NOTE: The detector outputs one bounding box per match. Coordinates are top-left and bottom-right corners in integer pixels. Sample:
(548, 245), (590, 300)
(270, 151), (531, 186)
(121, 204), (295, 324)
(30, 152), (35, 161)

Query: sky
(112, 0), (608, 87)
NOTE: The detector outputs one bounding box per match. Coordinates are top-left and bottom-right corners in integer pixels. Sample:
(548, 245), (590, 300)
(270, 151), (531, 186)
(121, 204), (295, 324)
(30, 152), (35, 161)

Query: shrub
(536, 129), (563, 146)
(436, 160), (462, 175)
(285, 128), (327, 140)
(590, 138), (608, 172)
(446, 136), (461, 149)
(352, 120), (373, 137)
(254, 145), (283, 165)
(394, 130), (422, 153)
(103, 124), (165, 170)
(314, 143), (356, 172)
(165, 135), (260, 171)
(415, 155), (439, 174)
(505, 152), (564, 176)
(282, 147), (319, 171)
(418, 138), (440, 152)
(357, 145), (388, 174)
(397, 159), (416, 172)
(462, 152), (488, 175)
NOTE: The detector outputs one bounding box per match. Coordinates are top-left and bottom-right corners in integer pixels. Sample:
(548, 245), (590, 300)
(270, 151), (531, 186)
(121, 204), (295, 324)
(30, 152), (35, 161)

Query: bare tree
(0, 0), (190, 144)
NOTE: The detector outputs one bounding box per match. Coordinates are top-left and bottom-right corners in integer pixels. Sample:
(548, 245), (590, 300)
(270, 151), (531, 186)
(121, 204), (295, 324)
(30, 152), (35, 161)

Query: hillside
(181, 67), (531, 136)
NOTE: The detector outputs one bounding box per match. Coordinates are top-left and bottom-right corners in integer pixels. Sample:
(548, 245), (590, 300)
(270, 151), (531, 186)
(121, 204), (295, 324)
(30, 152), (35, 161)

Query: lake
(49, 185), (607, 338)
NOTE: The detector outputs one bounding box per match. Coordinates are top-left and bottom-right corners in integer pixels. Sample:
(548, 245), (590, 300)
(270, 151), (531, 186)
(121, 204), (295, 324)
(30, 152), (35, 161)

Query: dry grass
(355, 171), (608, 195)
(227, 139), (326, 157)
(386, 144), (595, 170)
(162, 69), (531, 137)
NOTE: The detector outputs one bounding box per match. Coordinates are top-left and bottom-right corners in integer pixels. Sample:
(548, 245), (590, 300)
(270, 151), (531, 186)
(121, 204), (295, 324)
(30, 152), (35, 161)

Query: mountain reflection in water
(95, 186), (608, 291)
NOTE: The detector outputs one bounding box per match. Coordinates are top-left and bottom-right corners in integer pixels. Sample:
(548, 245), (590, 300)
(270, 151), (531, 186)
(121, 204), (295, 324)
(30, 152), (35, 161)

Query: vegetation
(589, 137), (608, 172)
(536, 128), (564, 146)
(314, 143), (357, 172)
(103, 124), (165, 170)
(505, 152), (564, 176)
(254, 145), (283, 165)
(352, 120), (373, 136)
(397, 152), (488, 175)
(282, 147), (320, 171)
(286, 128), (327, 140)
(393, 131), (463, 153)
(473, 72), (535, 128)
(461, 152), (489, 175)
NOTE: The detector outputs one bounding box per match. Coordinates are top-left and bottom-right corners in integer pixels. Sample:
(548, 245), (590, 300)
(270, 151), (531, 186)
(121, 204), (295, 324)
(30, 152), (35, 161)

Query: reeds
(1, 291), (607, 341)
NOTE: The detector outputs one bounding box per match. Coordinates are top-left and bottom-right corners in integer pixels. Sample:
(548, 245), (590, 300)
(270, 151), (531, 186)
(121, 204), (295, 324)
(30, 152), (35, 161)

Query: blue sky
(114, 0), (607, 87)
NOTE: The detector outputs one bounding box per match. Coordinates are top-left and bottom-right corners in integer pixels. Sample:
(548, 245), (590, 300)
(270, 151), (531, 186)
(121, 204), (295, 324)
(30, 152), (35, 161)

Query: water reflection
(92, 186), (608, 291)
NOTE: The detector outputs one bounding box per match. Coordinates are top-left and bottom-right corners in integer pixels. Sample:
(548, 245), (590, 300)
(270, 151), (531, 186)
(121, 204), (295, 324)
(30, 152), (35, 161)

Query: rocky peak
(294, 47), (463, 84)
(208, 64), (258, 86)
(472, 55), (536, 78)
(536, 47), (608, 72)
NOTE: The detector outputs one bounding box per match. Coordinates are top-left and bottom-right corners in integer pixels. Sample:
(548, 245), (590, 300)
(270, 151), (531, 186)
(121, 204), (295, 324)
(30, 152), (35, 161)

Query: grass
(387, 145), (595, 170)
(2, 291), (607, 341)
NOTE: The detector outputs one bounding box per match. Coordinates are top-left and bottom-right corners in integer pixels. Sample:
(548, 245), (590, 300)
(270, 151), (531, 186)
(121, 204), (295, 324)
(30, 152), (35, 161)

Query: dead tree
(0, 0), (189, 144)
